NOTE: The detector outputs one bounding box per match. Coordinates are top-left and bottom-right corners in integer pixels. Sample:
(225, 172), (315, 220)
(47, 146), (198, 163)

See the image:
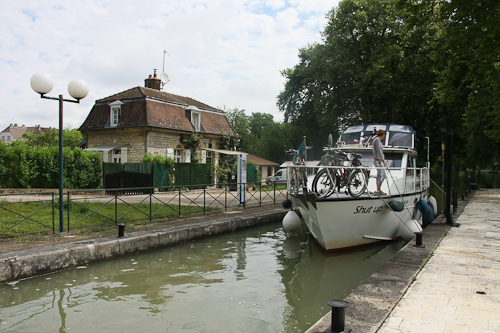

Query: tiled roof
(80, 87), (237, 136)
(1, 125), (48, 139)
(246, 153), (279, 166)
(97, 87), (218, 111)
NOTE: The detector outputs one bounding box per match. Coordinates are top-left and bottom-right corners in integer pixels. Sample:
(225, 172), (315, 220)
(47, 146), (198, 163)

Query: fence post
(115, 190), (118, 225)
(204, 186), (206, 214)
(149, 191), (152, 222)
(52, 192), (55, 234)
(67, 191), (70, 232)
(178, 187), (181, 217)
(260, 182), (262, 206)
(274, 183), (276, 204)
(225, 184), (228, 211)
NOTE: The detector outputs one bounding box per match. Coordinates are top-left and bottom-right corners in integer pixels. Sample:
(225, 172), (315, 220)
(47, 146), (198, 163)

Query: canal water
(0, 222), (405, 332)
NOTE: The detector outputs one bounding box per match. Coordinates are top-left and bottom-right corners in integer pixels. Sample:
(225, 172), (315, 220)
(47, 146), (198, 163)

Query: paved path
(379, 189), (500, 332)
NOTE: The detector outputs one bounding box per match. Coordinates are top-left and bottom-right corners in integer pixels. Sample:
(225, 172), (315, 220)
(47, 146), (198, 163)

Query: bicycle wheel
(299, 168), (308, 193)
(289, 168), (299, 194)
(347, 168), (368, 197)
(312, 169), (336, 197)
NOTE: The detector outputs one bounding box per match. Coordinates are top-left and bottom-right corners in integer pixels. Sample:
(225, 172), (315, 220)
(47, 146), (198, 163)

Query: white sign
(237, 153), (247, 204)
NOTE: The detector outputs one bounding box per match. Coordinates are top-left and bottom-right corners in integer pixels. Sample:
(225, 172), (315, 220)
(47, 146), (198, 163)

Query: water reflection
(0, 223), (404, 332)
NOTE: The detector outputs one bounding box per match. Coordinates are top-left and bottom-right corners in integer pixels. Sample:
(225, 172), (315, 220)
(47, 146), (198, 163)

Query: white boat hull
(293, 191), (428, 251)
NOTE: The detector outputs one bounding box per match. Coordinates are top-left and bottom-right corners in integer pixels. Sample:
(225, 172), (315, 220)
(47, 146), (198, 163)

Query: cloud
(0, 0), (338, 133)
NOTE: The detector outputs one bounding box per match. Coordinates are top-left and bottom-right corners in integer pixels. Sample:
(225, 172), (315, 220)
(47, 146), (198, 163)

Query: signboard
(237, 153), (247, 204)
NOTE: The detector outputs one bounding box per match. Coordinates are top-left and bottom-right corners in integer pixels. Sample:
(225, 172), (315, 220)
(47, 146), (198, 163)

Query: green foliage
(141, 153), (175, 185)
(22, 128), (84, 148)
(247, 160), (261, 183)
(0, 142), (102, 189)
(179, 133), (202, 163)
(277, 0), (500, 169)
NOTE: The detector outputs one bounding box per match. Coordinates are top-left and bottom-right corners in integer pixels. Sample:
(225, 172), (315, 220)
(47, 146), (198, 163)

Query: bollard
(118, 223), (125, 237)
(414, 231), (425, 248)
(326, 300), (351, 333)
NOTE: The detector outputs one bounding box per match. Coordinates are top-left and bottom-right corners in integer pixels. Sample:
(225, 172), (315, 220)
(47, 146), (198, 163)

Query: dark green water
(0, 223), (405, 332)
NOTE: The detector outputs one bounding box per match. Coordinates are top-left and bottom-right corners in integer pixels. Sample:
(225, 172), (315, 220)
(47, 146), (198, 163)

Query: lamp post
(30, 73), (89, 233)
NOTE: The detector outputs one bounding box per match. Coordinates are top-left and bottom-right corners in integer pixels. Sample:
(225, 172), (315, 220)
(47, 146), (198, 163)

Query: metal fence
(0, 183), (288, 238)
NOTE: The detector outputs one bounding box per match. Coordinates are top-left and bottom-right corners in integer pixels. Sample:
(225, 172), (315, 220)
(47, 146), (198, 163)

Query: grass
(0, 199), (219, 238)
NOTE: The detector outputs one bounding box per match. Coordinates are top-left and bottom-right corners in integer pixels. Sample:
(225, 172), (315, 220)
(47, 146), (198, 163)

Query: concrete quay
(0, 204), (287, 283)
(308, 189), (500, 333)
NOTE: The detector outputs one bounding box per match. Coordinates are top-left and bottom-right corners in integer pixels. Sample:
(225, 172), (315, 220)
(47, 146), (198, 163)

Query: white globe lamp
(68, 78), (89, 100)
(30, 72), (54, 95)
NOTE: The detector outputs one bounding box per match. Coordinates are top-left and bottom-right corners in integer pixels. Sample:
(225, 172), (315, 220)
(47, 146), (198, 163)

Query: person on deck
(372, 129), (386, 195)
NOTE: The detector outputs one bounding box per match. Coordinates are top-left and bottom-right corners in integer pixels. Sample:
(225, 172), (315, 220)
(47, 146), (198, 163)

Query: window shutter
(167, 148), (174, 159)
(185, 149), (191, 163)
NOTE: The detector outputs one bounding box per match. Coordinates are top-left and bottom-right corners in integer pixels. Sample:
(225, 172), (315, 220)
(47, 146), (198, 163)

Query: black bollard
(118, 223), (125, 237)
(326, 300), (351, 333)
(414, 232), (425, 248)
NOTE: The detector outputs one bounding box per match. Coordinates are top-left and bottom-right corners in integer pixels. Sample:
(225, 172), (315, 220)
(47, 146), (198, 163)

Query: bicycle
(285, 148), (308, 194)
(312, 150), (369, 197)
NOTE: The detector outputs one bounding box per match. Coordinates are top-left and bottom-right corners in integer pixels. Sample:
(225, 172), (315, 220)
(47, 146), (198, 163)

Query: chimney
(144, 69), (161, 90)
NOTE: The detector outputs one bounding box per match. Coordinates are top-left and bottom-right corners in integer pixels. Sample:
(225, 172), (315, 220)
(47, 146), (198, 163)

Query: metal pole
(59, 95), (64, 233)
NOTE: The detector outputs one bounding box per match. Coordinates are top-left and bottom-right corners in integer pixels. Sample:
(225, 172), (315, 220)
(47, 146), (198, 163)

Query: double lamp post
(30, 73), (89, 233)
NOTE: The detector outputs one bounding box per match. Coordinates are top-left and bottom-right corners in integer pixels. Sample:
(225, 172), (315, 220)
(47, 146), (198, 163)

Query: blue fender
(417, 200), (434, 228)
(388, 201), (405, 212)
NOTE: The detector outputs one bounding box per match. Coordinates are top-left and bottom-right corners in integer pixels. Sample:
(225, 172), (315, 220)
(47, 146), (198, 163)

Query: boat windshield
(340, 124), (415, 148)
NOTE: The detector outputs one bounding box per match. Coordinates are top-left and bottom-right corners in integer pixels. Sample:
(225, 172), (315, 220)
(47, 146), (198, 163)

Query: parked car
(266, 169), (287, 186)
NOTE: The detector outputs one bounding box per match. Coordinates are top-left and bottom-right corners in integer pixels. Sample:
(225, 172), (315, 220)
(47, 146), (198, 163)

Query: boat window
(344, 125), (364, 133)
(365, 124), (387, 132)
(388, 132), (413, 147)
(388, 125), (412, 133)
(406, 156), (416, 176)
(357, 152), (374, 166)
(384, 153), (403, 169)
(341, 132), (361, 144)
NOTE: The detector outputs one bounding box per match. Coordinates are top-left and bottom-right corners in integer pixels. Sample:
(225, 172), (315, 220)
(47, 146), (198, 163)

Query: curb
(1, 208), (287, 283)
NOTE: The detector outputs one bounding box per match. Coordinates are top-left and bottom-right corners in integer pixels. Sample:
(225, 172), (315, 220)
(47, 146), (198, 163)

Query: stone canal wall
(0, 207), (287, 283)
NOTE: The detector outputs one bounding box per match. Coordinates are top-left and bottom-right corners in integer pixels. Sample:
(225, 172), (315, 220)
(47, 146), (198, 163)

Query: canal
(0, 222), (405, 332)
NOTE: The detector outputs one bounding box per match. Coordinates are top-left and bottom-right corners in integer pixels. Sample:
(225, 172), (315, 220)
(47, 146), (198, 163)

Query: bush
(0, 142), (102, 189)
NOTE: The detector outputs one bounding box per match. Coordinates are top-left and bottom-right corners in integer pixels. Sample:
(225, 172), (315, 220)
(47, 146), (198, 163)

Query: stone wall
(87, 128), (223, 163)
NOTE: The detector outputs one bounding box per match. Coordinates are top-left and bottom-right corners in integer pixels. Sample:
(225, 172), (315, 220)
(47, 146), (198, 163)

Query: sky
(0, 0), (339, 132)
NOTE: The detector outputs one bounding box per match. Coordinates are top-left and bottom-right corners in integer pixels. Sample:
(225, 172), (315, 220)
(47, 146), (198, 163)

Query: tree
(279, 0), (500, 166)
(431, 0), (500, 168)
(22, 128), (84, 148)
(223, 106), (250, 151)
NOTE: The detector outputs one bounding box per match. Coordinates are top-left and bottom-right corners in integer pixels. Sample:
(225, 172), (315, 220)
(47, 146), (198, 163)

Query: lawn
(0, 199), (219, 237)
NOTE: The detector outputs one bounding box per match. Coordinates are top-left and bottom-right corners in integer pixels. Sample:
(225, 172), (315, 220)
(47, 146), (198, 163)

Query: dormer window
(109, 100), (123, 127)
(187, 105), (201, 132)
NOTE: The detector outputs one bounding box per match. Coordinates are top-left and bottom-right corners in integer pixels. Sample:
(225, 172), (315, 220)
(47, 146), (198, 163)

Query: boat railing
(286, 164), (430, 197)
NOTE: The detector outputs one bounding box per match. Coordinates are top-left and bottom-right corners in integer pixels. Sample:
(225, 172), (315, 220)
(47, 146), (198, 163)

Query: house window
(174, 149), (182, 162)
(111, 108), (120, 126)
(206, 151), (212, 164)
(191, 112), (200, 131)
(109, 100), (123, 127)
(113, 149), (121, 163)
(187, 105), (201, 131)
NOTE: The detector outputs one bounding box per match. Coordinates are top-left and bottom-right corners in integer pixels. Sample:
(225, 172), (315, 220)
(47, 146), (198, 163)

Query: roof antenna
(161, 50), (171, 90)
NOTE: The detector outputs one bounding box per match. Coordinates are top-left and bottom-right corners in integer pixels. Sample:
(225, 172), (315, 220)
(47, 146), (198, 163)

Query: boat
(282, 123), (435, 252)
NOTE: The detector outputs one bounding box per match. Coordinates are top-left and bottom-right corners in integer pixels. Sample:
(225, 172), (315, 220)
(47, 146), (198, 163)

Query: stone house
(79, 71), (238, 169)
(1, 124), (48, 145)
